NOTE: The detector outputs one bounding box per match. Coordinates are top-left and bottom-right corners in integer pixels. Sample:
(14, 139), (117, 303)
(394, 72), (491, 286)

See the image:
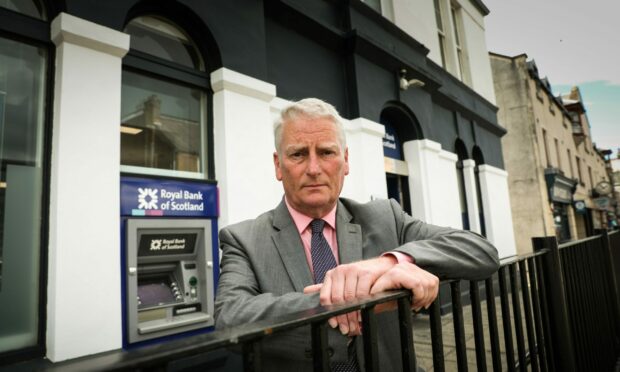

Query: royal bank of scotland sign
(121, 176), (218, 217)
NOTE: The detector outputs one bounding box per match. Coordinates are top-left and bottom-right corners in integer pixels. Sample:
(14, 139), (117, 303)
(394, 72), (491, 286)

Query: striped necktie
(310, 219), (359, 372)
(310, 219), (337, 284)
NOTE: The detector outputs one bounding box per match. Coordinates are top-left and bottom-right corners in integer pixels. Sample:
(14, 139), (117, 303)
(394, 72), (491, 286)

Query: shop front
(545, 169), (577, 243)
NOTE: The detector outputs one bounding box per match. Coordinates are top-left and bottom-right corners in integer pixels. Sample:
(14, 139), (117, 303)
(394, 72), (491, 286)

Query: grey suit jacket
(215, 198), (499, 371)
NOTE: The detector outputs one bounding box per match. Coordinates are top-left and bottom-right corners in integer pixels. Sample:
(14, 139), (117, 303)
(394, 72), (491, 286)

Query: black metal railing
(37, 230), (620, 371)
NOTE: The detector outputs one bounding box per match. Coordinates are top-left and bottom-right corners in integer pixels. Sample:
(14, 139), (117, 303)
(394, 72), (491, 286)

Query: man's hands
(370, 262), (439, 311)
(304, 257), (439, 337)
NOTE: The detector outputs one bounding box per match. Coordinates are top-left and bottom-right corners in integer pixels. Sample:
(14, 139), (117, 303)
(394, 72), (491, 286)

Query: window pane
(121, 70), (207, 177)
(0, 36), (46, 353)
(125, 16), (203, 71)
(0, 0), (46, 20)
(434, 0), (444, 31)
(451, 7), (461, 46)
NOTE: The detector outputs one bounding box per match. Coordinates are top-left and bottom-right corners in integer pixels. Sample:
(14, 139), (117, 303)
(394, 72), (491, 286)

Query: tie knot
(310, 219), (325, 234)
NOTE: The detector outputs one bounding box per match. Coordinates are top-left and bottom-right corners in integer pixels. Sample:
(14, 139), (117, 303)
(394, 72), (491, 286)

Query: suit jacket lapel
(272, 200), (314, 292)
(336, 200), (363, 264)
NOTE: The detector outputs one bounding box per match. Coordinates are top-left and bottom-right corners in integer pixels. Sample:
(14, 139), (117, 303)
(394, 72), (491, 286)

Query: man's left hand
(304, 256), (397, 336)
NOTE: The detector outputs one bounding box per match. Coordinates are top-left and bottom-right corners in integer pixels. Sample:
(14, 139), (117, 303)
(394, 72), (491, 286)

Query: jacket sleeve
(388, 199), (500, 280)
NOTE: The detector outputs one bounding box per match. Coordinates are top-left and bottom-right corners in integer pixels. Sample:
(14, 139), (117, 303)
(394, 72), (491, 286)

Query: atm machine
(120, 176), (219, 347)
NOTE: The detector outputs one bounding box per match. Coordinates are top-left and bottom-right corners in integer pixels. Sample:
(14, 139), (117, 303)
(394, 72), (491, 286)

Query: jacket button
(327, 347), (334, 357)
(304, 348), (312, 358)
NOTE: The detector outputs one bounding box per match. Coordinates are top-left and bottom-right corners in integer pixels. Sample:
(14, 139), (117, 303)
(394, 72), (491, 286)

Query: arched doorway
(380, 103), (423, 215)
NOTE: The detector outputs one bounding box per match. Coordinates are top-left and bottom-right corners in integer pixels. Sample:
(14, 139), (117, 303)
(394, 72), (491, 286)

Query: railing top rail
(499, 248), (549, 267)
(558, 234), (602, 249)
(46, 290), (411, 372)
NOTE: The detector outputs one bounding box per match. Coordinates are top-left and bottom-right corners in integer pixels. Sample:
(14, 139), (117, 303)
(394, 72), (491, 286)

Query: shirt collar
(284, 197), (337, 234)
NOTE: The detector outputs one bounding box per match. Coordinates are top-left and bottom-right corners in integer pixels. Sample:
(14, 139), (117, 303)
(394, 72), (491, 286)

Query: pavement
(412, 297), (530, 371)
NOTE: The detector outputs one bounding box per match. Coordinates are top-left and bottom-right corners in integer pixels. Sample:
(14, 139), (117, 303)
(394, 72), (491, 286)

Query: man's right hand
(370, 262), (439, 311)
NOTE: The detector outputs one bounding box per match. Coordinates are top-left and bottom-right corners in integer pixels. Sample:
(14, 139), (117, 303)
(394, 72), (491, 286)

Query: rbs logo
(150, 239), (162, 251)
(138, 188), (159, 209)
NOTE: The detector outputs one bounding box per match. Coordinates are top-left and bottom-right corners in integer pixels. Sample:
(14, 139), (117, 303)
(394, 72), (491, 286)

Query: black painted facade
(33, 0), (505, 168)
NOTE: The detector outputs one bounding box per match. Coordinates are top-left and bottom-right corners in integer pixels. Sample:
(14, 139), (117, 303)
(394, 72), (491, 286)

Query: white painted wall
(341, 118), (387, 202)
(478, 164), (517, 258)
(388, 0), (496, 103)
(459, 2), (496, 103)
(403, 139), (461, 228)
(47, 13), (129, 362)
(391, 0), (438, 62)
(211, 68), (280, 228)
(462, 159), (482, 234)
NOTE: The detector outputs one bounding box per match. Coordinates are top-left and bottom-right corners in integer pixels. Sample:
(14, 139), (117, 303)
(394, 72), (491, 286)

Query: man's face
(274, 116), (349, 218)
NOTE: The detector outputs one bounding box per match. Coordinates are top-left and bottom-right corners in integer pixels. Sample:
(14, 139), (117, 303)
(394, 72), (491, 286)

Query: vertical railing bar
(451, 281), (468, 372)
(498, 266), (516, 372)
(508, 264), (526, 371)
(397, 296), (416, 372)
(585, 239), (606, 372)
(567, 244), (588, 371)
(534, 253), (555, 372)
(533, 237), (576, 372)
(469, 281), (487, 372)
(585, 239), (611, 371)
(595, 232), (620, 369)
(526, 257), (547, 372)
(598, 230), (620, 344)
(485, 276), (502, 372)
(429, 299), (445, 372)
(311, 321), (330, 372)
(361, 305), (379, 372)
(518, 260), (539, 372)
(596, 236), (620, 370)
(243, 341), (262, 372)
(580, 241), (601, 371)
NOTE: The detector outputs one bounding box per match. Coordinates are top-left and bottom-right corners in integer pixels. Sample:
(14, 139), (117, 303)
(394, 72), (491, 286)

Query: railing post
(243, 341), (263, 372)
(532, 236), (576, 372)
(361, 306), (380, 372)
(397, 296), (417, 372)
(594, 229), (620, 353)
(311, 322), (330, 372)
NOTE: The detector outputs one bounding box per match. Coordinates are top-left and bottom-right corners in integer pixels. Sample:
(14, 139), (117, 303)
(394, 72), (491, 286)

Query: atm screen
(138, 275), (177, 308)
(138, 233), (197, 257)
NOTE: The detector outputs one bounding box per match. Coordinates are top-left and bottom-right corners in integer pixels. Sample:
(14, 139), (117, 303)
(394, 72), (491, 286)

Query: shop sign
(551, 185), (572, 203)
(594, 197), (611, 211)
(121, 176), (218, 217)
(573, 200), (587, 215)
(382, 123), (402, 160)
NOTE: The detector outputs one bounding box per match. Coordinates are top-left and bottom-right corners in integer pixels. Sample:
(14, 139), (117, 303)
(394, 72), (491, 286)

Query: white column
(403, 139), (461, 228)
(478, 164), (517, 258)
(211, 68), (278, 228)
(47, 13), (129, 361)
(341, 118), (387, 202)
(462, 159), (481, 234)
(403, 139), (438, 222)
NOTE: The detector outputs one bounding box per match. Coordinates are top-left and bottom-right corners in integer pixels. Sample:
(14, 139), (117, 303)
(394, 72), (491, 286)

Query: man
(215, 98), (499, 371)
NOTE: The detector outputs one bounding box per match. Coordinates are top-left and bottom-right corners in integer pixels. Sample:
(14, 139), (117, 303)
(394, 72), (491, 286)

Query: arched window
(121, 15), (212, 179)
(0, 0), (47, 20)
(0, 0), (54, 359)
(472, 146), (486, 236)
(380, 103), (423, 215)
(455, 139), (469, 230)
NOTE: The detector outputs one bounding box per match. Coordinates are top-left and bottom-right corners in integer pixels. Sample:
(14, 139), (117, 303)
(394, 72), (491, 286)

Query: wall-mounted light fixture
(399, 69), (425, 91)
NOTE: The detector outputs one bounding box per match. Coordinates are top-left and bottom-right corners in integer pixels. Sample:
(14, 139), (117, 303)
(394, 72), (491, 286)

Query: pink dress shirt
(284, 198), (413, 275)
